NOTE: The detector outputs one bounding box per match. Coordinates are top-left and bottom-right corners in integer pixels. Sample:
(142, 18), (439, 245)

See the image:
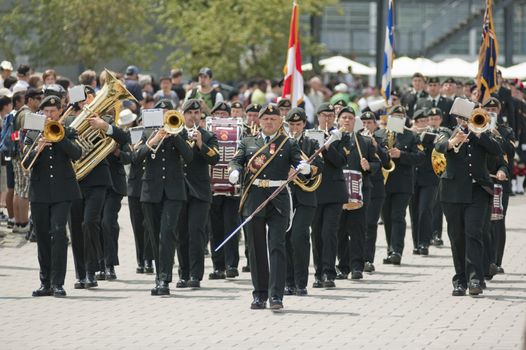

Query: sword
(214, 134), (336, 252)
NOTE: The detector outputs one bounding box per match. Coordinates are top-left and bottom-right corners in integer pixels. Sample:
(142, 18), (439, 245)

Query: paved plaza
(1, 196), (525, 350)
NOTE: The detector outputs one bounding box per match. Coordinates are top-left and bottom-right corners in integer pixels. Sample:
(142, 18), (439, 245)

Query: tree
(1, 0), (160, 69)
(160, 0), (337, 81)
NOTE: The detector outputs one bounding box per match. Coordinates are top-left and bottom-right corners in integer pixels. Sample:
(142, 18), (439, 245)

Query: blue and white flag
(381, 0), (394, 106)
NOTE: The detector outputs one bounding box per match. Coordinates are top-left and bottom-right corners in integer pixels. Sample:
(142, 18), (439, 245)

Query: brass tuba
(382, 130), (396, 184)
(70, 69), (137, 180)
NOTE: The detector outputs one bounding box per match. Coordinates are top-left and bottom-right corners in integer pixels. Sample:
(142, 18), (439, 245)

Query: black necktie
(432, 99), (436, 107)
(265, 136), (270, 144)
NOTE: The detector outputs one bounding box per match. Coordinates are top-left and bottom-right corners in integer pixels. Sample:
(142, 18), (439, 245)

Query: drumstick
(354, 132), (363, 159)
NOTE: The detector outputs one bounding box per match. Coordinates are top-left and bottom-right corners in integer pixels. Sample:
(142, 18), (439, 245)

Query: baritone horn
(21, 120), (65, 172)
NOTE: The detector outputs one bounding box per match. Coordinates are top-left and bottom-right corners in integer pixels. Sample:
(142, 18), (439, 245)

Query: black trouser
(101, 189), (123, 267)
(70, 186), (106, 279)
(364, 195), (384, 263)
(128, 196), (153, 267)
(142, 198), (183, 283)
(312, 203), (343, 280)
(494, 191), (509, 267)
(383, 192), (412, 255)
(410, 185), (437, 249)
(482, 205), (494, 275)
(210, 195), (241, 271)
(337, 187), (370, 274)
(245, 202), (288, 301)
(32, 201), (71, 287)
(176, 197), (210, 281)
(286, 203), (315, 289)
(432, 191), (443, 238)
(442, 184), (490, 288)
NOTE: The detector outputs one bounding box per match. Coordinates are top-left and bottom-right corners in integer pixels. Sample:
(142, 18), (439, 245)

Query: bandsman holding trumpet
(25, 96), (82, 297)
(284, 107), (324, 296)
(176, 99), (219, 289)
(136, 108), (193, 296)
(435, 102), (501, 296)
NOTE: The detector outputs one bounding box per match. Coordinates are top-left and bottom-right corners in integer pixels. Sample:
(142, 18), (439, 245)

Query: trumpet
(146, 110), (185, 156)
(21, 120), (65, 172)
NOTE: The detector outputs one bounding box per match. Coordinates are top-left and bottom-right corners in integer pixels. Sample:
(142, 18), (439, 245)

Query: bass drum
(206, 117), (244, 196)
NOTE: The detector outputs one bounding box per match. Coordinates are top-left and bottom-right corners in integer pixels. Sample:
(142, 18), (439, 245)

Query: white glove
(326, 129), (342, 146)
(228, 170), (240, 184)
(296, 160), (311, 175)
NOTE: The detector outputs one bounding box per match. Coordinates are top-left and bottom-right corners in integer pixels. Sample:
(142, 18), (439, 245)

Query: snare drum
(342, 169), (363, 210)
(206, 117), (243, 196)
(491, 184), (504, 221)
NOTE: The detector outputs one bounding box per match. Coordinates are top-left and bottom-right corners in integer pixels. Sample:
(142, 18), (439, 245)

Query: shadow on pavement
(0, 265), (38, 271)
(483, 295), (526, 303)
(278, 309), (360, 317)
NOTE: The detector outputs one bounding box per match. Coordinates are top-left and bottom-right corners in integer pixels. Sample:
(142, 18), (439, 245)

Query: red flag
(282, 2), (304, 107)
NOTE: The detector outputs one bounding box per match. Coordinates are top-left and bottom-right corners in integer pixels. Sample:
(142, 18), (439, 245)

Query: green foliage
(0, 0), (337, 79)
(2, 0), (160, 69)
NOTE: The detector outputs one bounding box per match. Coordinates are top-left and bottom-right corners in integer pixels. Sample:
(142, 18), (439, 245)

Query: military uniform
(401, 84), (428, 118)
(415, 78), (455, 129)
(25, 96), (82, 297)
(228, 104), (303, 308)
(435, 126), (501, 295)
(136, 127), (193, 295)
(377, 109), (424, 264)
(176, 101), (220, 287)
(66, 114), (129, 288)
(283, 108), (324, 294)
(336, 110), (380, 278)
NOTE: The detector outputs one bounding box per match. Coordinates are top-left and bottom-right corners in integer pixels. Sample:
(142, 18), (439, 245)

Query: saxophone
(382, 130), (396, 184)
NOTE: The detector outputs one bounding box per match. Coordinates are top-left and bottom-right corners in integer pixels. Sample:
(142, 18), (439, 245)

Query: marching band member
(377, 106), (424, 265)
(311, 103), (349, 288)
(228, 104), (309, 310)
(136, 108), (193, 296)
(361, 111), (391, 273)
(335, 107), (379, 280)
(176, 99), (219, 289)
(284, 107), (324, 296)
(435, 106), (501, 296)
(27, 96), (82, 297)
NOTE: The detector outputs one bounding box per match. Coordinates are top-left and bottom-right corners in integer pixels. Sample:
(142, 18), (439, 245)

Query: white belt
(253, 179), (287, 188)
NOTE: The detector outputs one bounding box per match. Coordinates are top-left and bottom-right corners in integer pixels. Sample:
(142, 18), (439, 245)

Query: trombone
(451, 107), (491, 153)
(146, 110), (185, 156)
(21, 120), (65, 172)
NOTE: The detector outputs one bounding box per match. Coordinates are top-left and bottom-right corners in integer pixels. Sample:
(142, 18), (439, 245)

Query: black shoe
(96, 271), (106, 281)
(208, 270), (226, 280)
(53, 286), (67, 298)
(84, 274), (98, 288)
(336, 272), (348, 280)
(497, 266), (505, 274)
(28, 232), (37, 242)
(74, 279), (85, 289)
(283, 286), (296, 295)
(269, 297), (283, 310)
(176, 279), (188, 288)
(468, 282), (483, 296)
(187, 277), (200, 289)
(323, 279), (336, 288)
(481, 281), (487, 290)
(364, 262), (375, 273)
(418, 247), (429, 256)
(136, 266), (145, 274)
(144, 261), (154, 274)
(452, 285), (466, 296)
(312, 278), (323, 288)
(32, 285), (53, 297)
(432, 235), (444, 246)
(105, 266), (117, 281)
(226, 268), (239, 278)
(296, 288), (308, 296)
(250, 297), (266, 310)
(242, 265), (250, 273)
(157, 281), (170, 295)
(412, 248), (420, 255)
(488, 263), (498, 277)
(351, 271), (363, 280)
(383, 253), (401, 265)
(150, 284), (160, 296)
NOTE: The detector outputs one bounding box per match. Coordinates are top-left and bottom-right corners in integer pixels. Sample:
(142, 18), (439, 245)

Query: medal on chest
(269, 143), (276, 155)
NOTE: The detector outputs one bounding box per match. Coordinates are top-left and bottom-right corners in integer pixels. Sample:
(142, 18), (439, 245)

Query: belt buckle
(259, 179), (269, 188)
